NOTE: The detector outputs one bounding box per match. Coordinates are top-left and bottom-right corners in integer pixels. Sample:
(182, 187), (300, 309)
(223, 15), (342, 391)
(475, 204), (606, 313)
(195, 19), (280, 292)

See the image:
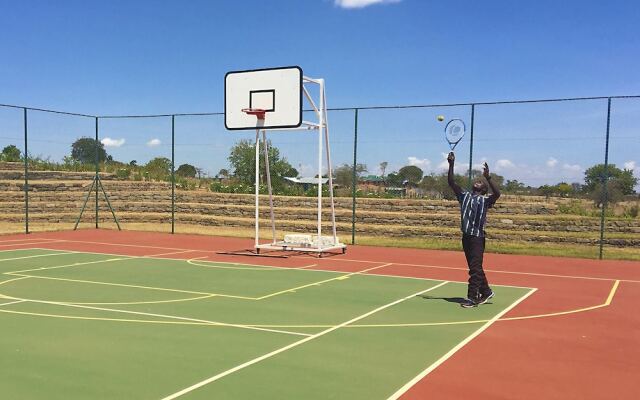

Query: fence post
(598, 98), (612, 260)
(23, 108), (29, 234)
(95, 117), (99, 229)
(171, 115), (175, 234)
(468, 104), (475, 188)
(351, 108), (359, 245)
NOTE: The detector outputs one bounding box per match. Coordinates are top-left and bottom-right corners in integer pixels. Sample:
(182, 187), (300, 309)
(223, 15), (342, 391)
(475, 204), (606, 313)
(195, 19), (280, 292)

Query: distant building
(358, 175), (386, 193)
(284, 177), (330, 191)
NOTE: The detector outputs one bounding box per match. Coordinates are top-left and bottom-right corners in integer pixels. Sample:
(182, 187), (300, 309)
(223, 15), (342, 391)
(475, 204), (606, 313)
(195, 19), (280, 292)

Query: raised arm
(447, 152), (463, 198)
(483, 162), (501, 201)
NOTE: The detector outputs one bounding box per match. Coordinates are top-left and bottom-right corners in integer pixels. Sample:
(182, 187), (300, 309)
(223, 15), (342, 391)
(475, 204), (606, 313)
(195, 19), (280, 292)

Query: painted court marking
(0, 293), (310, 337)
(386, 287), (538, 400)
(0, 249), (619, 328)
(159, 281), (450, 400)
(25, 238), (640, 283)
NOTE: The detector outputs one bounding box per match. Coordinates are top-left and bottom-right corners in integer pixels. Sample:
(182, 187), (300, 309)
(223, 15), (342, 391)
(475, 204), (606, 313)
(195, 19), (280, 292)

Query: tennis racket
(444, 119), (466, 151)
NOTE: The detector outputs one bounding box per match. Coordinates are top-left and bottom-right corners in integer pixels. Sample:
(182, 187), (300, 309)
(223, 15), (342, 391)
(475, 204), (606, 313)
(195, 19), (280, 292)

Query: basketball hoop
(242, 108), (266, 120)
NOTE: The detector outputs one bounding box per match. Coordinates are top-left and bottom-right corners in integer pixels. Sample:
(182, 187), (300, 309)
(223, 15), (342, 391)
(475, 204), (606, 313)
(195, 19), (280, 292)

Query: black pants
(462, 234), (491, 301)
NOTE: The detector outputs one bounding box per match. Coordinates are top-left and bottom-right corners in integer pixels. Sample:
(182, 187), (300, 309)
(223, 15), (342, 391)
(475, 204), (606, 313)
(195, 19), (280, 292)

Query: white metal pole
(262, 131), (277, 243)
(322, 84), (338, 242)
(254, 129), (260, 249)
(317, 80), (324, 251)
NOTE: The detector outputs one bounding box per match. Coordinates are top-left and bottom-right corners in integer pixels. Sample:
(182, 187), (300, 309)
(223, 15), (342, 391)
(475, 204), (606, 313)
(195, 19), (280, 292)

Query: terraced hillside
(0, 163), (638, 253)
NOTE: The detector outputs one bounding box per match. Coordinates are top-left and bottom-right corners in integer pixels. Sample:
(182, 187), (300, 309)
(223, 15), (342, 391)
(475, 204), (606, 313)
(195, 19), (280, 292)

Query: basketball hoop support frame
(244, 76), (345, 255)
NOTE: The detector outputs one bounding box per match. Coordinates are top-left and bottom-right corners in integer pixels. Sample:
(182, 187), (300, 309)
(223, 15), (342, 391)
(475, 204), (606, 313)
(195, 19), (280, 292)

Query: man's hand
(447, 152), (455, 165)
(483, 162), (490, 179)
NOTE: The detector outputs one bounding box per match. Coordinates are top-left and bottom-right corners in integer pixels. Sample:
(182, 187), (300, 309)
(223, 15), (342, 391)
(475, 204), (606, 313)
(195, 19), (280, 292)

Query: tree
(176, 163), (197, 178)
(71, 137), (108, 164)
(584, 164), (637, 195)
(386, 172), (404, 187)
(504, 179), (526, 193)
(1, 145), (21, 162)
(228, 139), (298, 188)
(420, 172), (466, 200)
(333, 164), (367, 188)
(379, 161), (388, 178)
(217, 168), (230, 179)
(129, 160), (138, 167)
(590, 180), (625, 207)
(555, 182), (573, 197)
(144, 157), (172, 181)
(398, 165), (424, 184)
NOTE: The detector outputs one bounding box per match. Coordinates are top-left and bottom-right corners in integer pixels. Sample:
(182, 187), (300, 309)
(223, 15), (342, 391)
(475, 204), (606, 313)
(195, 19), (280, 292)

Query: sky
(0, 0), (638, 187)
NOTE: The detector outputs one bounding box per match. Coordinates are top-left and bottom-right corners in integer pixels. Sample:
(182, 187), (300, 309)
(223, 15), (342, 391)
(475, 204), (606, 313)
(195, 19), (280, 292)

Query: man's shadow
(418, 295), (466, 304)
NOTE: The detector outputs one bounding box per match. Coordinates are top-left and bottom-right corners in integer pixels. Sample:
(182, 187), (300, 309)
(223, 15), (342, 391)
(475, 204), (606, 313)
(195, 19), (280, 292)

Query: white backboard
(225, 66), (303, 130)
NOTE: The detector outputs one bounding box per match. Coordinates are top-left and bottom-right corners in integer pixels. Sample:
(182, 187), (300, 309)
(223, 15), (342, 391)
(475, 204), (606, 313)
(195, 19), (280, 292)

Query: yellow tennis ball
(437, 115), (445, 122)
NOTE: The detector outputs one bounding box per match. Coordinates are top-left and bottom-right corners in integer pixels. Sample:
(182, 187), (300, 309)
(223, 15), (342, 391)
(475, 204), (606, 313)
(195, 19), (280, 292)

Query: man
(447, 152), (501, 308)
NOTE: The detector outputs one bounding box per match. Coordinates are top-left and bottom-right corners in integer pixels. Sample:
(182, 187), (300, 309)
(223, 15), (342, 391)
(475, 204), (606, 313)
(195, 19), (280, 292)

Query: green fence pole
(95, 117), (99, 229)
(351, 108), (359, 245)
(171, 115), (175, 234)
(598, 98), (612, 260)
(23, 108), (29, 234)
(468, 104), (475, 189)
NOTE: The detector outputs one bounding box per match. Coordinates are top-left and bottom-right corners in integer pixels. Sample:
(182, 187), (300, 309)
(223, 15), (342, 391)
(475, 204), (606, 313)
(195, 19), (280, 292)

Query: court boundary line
(22, 238), (640, 283)
(159, 281), (450, 400)
(26, 247), (534, 291)
(0, 293), (311, 337)
(0, 250), (444, 309)
(386, 287), (538, 400)
(0, 247), (620, 329)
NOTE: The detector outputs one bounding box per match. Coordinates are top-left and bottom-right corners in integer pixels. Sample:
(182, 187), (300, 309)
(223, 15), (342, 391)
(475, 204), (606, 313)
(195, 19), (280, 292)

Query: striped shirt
(457, 191), (498, 237)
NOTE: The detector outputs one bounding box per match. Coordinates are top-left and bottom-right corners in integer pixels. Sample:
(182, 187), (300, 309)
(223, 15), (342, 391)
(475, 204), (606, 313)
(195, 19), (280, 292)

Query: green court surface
(0, 248), (533, 399)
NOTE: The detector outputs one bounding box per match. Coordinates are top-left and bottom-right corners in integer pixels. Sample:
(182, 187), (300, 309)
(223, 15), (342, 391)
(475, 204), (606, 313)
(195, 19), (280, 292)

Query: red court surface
(1, 229), (638, 400)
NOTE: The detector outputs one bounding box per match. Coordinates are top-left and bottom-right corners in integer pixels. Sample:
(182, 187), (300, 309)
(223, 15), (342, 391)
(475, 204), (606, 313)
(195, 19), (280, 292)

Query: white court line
(386, 287), (538, 400)
(0, 299), (25, 307)
(0, 294), (310, 337)
(29, 248), (534, 290)
(0, 251), (76, 262)
(0, 240), (65, 248)
(0, 238), (61, 244)
(159, 281), (450, 400)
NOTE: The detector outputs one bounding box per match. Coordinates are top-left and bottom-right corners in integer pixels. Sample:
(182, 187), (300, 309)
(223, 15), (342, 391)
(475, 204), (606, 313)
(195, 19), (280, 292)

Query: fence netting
(1, 96), (638, 260)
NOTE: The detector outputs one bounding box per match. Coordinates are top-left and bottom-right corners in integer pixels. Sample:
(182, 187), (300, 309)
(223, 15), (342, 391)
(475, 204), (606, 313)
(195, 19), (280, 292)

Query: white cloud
(334, 0), (401, 9)
(546, 157), (558, 168)
(624, 160), (636, 171)
(407, 156), (431, 171)
(146, 138), (162, 147)
(495, 159), (515, 170)
(562, 163), (582, 172)
(101, 137), (125, 148)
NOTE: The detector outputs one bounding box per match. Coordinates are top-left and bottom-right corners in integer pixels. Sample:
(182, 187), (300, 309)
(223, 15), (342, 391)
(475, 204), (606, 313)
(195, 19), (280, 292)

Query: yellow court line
(242, 280), (622, 329)
(0, 240), (66, 248)
(159, 281), (450, 400)
(24, 293), (217, 306)
(0, 275), (31, 287)
(255, 263), (394, 300)
(5, 257), (133, 275)
(187, 258), (290, 272)
(0, 299), (25, 307)
(34, 238), (640, 284)
(0, 293), (311, 337)
(5, 273), (257, 300)
(290, 255), (640, 284)
(140, 250), (199, 258)
(0, 238), (61, 244)
(0, 251), (77, 262)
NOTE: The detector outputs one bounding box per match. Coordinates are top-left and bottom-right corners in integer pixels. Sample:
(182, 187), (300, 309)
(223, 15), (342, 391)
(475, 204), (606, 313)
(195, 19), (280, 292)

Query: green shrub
(115, 168), (131, 180)
(558, 200), (589, 216)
